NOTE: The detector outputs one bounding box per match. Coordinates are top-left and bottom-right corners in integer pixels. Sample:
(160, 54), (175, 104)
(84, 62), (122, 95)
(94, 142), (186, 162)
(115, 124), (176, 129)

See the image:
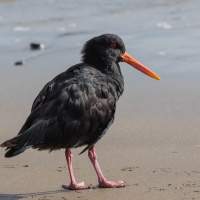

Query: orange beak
(120, 52), (161, 80)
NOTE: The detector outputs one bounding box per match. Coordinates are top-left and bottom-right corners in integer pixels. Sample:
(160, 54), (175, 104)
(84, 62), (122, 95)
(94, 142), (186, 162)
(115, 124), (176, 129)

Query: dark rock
(30, 43), (45, 50)
(15, 61), (25, 66)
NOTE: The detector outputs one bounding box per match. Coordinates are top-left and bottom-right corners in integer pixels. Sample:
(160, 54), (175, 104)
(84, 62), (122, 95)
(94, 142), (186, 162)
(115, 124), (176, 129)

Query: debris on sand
(30, 43), (45, 50)
(15, 61), (25, 66)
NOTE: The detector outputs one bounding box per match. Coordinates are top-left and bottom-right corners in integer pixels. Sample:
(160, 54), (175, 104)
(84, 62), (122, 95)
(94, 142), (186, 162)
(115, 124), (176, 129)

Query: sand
(1, 0), (200, 199)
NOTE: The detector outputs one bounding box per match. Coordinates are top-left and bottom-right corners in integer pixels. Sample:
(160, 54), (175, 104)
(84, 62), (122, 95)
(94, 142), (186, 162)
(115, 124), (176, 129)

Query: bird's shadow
(0, 186), (101, 200)
(0, 189), (69, 200)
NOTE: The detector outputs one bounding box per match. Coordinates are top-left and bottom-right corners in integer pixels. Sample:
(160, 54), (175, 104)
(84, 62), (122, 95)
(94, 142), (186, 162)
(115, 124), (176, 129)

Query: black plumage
(2, 34), (124, 157)
(1, 34), (160, 189)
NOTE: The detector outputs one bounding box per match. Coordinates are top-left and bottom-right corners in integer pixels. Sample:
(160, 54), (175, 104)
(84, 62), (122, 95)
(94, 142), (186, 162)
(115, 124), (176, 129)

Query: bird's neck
(82, 55), (124, 98)
(107, 63), (124, 98)
(96, 62), (124, 99)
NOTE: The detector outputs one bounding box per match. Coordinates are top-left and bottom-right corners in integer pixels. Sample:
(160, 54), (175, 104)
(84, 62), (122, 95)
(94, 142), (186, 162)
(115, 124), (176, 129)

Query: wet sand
(1, 0), (200, 199)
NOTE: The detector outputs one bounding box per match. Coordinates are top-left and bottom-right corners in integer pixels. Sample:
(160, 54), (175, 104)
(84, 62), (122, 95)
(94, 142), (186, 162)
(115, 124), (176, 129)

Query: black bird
(1, 34), (160, 189)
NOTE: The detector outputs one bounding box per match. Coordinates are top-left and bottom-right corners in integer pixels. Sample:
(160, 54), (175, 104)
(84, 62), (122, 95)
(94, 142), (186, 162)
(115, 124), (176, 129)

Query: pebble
(30, 43), (45, 50)
(15, 61), (25, 66)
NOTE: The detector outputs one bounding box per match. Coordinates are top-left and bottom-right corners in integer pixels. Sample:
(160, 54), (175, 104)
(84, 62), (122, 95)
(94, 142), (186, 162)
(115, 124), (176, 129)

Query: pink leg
(88, 147), (124, 188)
(62, 149), (89, 190)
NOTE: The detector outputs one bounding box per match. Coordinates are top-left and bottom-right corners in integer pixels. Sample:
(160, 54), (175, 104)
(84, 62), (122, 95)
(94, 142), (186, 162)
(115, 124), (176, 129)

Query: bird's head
(81, 34), (160, 80)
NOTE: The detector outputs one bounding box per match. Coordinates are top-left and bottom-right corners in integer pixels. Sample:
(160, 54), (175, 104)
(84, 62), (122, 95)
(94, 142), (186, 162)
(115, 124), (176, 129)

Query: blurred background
(1, 0), (200, 74)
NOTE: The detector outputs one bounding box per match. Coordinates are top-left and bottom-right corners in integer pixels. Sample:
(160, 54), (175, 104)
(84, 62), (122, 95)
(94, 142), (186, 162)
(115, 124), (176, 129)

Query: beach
(1, 0), (200, 199)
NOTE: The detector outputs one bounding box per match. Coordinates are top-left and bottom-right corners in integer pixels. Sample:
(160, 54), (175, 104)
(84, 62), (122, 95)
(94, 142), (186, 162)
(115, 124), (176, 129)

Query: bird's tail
(1, 119), (48, 158)
(0, 136), (29, 158)
(5, 147), (29, 158)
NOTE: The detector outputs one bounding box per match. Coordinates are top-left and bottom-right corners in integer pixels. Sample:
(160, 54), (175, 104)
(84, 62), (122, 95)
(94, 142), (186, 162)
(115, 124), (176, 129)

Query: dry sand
(1, 0), (200, 199)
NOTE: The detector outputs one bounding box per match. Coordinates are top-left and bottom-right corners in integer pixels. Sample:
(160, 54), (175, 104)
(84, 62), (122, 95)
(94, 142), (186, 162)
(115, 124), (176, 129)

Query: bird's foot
(62, 181), (90, 190)
(99, 180), (125, 188)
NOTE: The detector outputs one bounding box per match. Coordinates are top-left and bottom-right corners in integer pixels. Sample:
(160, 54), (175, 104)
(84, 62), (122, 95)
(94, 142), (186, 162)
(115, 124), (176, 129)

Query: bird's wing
(17, 67), (78, 135)
(31, 81), (55, 112)
(3, 65), (117, 154)
(31, 71), (71, 112)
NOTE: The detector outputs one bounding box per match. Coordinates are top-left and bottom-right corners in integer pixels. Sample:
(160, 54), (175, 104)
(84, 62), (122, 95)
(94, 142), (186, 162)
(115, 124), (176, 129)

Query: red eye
(110, 43), (116, 48)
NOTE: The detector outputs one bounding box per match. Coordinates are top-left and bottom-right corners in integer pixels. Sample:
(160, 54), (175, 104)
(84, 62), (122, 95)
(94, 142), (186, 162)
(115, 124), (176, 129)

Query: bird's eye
(110, 43), (116, 48)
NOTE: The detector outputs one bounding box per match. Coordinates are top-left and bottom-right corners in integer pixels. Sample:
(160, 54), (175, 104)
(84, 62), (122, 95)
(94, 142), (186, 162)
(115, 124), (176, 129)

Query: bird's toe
(99, 180), (125, 188)
(62, 181), (90, 190)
